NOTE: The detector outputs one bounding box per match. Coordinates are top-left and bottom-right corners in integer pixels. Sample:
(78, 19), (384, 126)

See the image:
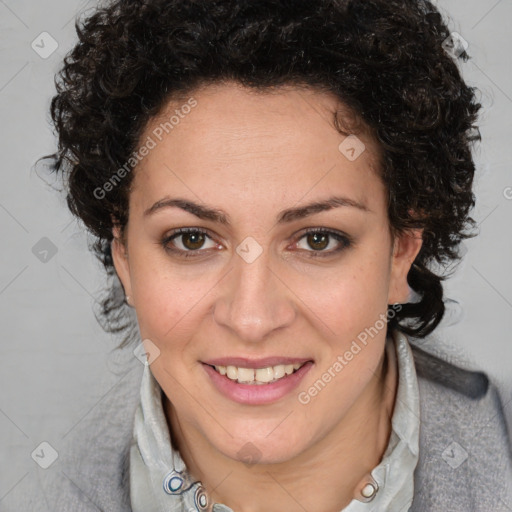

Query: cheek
(128, 252), (216, 346)
(293, 251), (391, 337)
(297, 254), (391, 415)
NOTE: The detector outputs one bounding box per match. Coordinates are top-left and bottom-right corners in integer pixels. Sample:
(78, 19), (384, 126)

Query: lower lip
(202, 362), (314, 405)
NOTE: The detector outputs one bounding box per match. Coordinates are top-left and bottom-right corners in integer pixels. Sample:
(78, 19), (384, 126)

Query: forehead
(130, 81), (385, 215)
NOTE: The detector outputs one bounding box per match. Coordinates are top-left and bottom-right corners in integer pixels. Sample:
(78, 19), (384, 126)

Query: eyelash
(161, 227), (353, 259)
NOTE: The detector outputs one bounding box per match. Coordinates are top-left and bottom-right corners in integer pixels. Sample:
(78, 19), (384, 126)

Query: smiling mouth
(207, 362), (307, 385)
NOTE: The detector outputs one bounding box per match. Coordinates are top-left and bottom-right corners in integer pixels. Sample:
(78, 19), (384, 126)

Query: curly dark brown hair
(43, 0), (482, 348)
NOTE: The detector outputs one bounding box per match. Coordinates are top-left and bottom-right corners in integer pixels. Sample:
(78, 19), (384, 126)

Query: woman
(36, 0), (512, 510)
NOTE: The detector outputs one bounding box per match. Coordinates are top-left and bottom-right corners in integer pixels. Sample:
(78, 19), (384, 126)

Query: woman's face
(112, 81), (422, 464)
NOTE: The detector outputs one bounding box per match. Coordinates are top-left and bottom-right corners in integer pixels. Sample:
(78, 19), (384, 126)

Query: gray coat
(12, 343), (512, 511)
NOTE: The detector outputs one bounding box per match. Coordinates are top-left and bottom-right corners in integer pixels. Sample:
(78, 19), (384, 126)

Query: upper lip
(203, 357), (313, 368)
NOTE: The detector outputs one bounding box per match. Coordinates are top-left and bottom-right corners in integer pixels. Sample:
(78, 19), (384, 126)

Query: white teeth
(273, 365), (285, 379)
(237, 367), (255, 383)
(255, 367), (274, 383)
(214, 362), (305, 384)
(226, 366), (238, 380)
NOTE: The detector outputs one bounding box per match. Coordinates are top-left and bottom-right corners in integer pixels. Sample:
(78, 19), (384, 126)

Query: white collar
(129, 328), (420, 512)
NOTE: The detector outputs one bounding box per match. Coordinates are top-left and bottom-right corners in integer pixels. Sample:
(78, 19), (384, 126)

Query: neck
(165, 339), (398, 512)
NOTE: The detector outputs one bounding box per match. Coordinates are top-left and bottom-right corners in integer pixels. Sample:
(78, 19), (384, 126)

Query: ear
(111, 224), (133, 300)
(387, 227), (423, 305)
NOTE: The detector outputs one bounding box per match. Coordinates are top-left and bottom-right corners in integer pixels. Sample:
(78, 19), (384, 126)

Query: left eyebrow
(143, 195), (371, 225)
(276, 195), (372, 223)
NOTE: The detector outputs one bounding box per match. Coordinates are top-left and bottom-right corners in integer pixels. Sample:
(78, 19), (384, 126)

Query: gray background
(1, 0), (511, 508)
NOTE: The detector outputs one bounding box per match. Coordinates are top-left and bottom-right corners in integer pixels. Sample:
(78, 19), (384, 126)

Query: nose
(213, 249), (296, 343)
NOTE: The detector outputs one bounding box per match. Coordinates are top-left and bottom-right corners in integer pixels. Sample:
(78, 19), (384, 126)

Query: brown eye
(181, 231), (206, 250)
(306, 232), (329, 251)
(162, 228), (218, 256)
(295, 229), (353, 256)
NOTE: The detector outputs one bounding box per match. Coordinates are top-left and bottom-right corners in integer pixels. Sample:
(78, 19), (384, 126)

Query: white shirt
(129, 328), (420, 512)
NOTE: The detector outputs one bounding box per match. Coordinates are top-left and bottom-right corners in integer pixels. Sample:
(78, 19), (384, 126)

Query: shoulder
(22, 362), (143, 512)
(408, 340), (512, 511)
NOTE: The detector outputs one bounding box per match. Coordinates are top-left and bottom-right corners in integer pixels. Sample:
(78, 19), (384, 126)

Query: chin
(217, 432), (309, 467)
